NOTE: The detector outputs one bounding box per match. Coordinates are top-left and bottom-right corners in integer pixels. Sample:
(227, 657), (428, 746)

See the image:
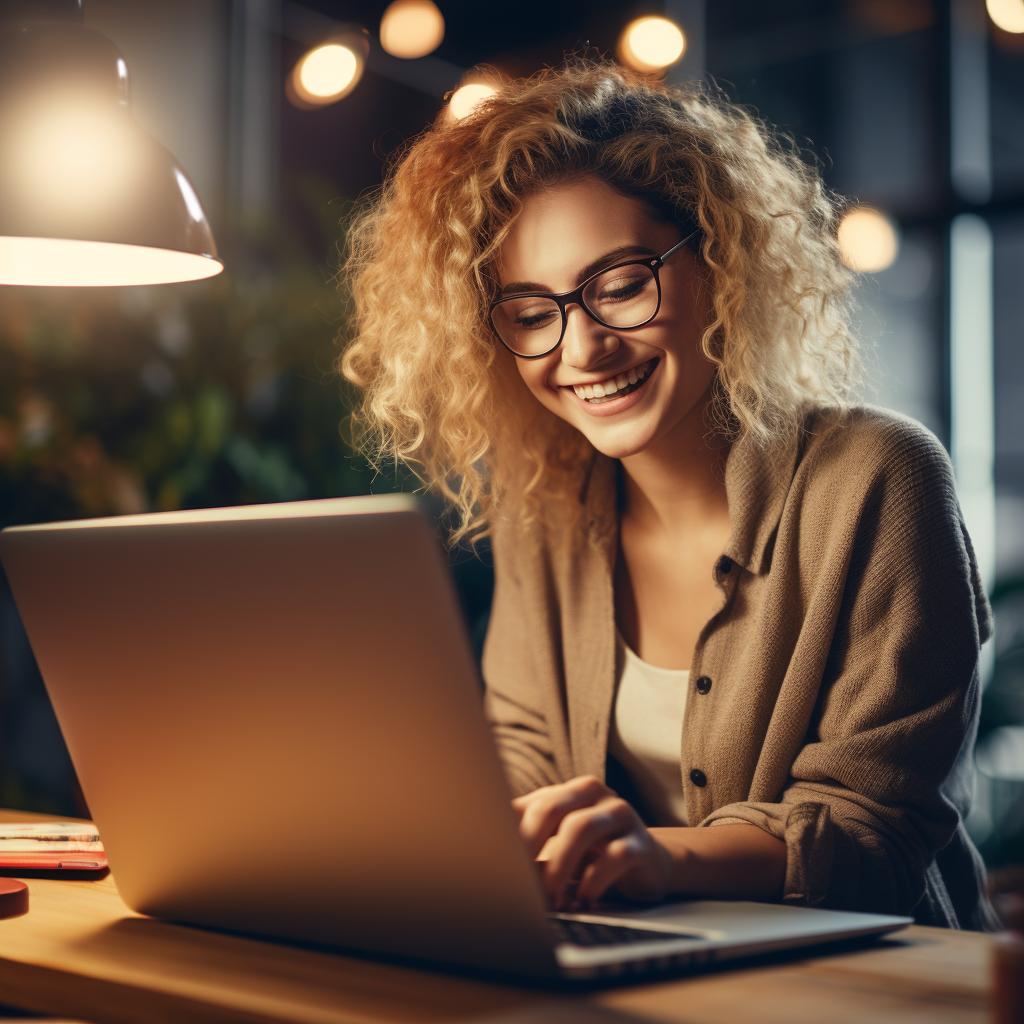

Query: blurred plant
(0, 175), (397, 527)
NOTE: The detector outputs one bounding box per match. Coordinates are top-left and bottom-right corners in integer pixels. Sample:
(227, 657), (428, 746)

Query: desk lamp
(0, 0), (223, 286)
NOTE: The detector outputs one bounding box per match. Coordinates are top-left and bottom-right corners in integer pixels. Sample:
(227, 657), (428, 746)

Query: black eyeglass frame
(488, 227), (701, 360)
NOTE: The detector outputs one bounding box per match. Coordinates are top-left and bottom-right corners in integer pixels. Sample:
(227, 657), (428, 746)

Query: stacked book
(0, 822), (107, 871)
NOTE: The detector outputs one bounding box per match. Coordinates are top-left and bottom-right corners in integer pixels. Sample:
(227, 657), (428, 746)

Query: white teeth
(569, 359), (656, 403)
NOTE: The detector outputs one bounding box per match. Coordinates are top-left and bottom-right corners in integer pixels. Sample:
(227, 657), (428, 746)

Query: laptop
(0, 495), (910, 981)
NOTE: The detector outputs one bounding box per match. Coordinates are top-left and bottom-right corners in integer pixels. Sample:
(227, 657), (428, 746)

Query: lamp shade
(0, 20), (222, 286)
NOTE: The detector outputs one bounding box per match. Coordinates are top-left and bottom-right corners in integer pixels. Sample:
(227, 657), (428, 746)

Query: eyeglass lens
(491, 262), (659, 357)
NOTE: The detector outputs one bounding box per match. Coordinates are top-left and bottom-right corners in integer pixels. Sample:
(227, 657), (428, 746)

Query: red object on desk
(0, 851), (108, 871)
(0, 880), (27, 918)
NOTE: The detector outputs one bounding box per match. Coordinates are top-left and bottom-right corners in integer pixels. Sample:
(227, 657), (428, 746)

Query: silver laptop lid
(0, 496), (558, 977)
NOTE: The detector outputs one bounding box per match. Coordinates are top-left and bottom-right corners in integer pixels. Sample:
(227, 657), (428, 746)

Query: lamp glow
(0, 237), (222, 287)
(13, 102), (138, 215)
(380, 0), (445, 59)
(838, 208), (900, 273)
(619, 17), (686, 72)
(987, 0), (1024, 32)
(0, 20), (221, 287)
(448, 82), (497, 120)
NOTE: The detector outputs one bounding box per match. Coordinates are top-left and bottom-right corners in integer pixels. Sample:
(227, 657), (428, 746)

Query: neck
(618, 386), (730, 536)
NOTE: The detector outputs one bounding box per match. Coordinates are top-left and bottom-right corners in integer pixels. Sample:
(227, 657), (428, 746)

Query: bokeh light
(619, 17), (686, 72)
(288, 40), (365, 107)
(448, 82), (497, 120)
(838, 208), (900, 273)
(299, 45), (358, 99)
(380, 0), (445, 59)
(987, 0), (1024, 32)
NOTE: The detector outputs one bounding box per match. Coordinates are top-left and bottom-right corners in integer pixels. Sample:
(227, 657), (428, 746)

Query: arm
(652, 824), (786, 901)
(701, 420), (991, 916)
(514, 775), (785, 908)
(482, 516), (563, 795)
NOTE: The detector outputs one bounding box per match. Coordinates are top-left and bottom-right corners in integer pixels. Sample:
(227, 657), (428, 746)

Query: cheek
(515, 359), (555, 401)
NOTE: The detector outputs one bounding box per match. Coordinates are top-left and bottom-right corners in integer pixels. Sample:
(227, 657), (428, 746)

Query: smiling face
(495, 176), (717, 462)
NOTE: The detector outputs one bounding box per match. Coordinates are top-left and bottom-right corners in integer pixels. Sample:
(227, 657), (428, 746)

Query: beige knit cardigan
(482, 407), (998, 930)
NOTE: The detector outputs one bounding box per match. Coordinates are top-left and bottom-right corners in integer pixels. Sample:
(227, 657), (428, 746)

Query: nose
(560, 303), (619, 369)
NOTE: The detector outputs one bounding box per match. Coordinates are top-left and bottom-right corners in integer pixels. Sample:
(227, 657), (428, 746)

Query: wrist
(649, 824), (787, 901)
(652, 829), (699, 895)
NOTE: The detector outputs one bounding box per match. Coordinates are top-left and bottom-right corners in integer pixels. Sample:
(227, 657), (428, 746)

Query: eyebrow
(499, 244), (659, 297)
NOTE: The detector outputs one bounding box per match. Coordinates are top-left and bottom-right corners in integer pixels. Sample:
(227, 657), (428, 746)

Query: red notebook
(0, 822), (108, 872)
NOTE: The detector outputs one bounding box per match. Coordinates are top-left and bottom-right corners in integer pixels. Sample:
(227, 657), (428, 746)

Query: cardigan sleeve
(700, 421), (992, 918)
(482, 516), (563, 797)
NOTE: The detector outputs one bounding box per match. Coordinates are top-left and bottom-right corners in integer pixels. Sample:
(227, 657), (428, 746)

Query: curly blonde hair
(340, 59), (858, 543)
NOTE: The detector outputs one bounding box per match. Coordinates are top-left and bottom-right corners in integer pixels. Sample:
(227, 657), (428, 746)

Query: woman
(340, 60), (996, 929)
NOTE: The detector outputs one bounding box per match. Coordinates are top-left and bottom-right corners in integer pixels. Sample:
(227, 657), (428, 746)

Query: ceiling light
(987, 0), (1024, 32)
(838, 208), (900, 273)
(0, 15), (222, 287)
(287, 30), (370, 109)
(619, 17), (686, 73)
(380, 0), (445, 59)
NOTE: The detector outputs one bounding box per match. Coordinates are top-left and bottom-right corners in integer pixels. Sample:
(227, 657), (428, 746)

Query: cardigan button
(695, 675), (712, 695)
(718, 556), (733, 574)
(690, 768), (707, 788)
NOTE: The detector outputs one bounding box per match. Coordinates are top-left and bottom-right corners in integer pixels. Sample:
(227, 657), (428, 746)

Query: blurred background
(0, 0), (1022, 876)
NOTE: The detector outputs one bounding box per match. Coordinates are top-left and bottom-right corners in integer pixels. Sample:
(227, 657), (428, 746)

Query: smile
(566, 358), (657, 405)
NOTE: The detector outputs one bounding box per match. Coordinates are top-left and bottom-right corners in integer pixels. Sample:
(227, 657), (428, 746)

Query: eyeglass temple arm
(658, 226), (702, 265)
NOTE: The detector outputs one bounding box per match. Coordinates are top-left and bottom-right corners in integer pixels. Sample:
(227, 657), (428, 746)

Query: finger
(516, 777), (610, 859)
(542, 799), (634, 906)
(575, 835), (641, 905)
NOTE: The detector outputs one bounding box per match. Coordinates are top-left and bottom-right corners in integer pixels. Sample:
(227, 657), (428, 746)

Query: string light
(380, 0), (445, 59)
(838, 208), (900, 273)
(287, 32), (369, 108)
(448, 82), (497, 120)
(619, 17), (686, 72)
(987, 0), (1024, 32)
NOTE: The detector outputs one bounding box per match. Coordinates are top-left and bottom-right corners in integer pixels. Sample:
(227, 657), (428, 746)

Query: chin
(577, 424), (658, 461)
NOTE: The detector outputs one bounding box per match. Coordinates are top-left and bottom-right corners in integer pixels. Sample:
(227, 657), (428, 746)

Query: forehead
(496, 177), (668, 289)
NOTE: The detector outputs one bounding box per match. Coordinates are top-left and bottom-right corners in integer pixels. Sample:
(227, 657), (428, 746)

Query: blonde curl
(339, 59), (859, 545)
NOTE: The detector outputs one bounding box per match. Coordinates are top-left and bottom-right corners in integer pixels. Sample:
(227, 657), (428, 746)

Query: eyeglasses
(488, 228), (700, 359)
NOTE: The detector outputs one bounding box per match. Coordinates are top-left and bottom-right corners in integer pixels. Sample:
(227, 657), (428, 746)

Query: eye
(518, 310), (558, 330)
(591, 268), (653, 305)
(505, 300), (560, 330)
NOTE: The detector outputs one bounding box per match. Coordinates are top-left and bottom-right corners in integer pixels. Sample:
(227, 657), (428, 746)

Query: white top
(607, 633), (690, 826)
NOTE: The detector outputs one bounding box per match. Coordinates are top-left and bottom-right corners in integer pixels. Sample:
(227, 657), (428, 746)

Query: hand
(511, 775), (675, 909)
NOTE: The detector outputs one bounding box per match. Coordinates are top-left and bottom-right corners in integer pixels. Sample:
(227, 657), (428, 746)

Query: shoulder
(798, 406), (954, 500)
(782, 406), (968, 579)
(791, 407), (992, 644)
(785, 407), (978, 600)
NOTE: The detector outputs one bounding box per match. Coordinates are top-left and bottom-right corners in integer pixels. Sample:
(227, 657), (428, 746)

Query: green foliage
(0, 184), (402, 526)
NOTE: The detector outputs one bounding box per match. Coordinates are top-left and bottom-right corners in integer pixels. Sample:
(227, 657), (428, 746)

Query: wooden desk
(0, 810), (993, 1024)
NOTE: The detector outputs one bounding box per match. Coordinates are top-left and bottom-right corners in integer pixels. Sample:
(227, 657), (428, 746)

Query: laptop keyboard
(549, 916), (692, 948)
